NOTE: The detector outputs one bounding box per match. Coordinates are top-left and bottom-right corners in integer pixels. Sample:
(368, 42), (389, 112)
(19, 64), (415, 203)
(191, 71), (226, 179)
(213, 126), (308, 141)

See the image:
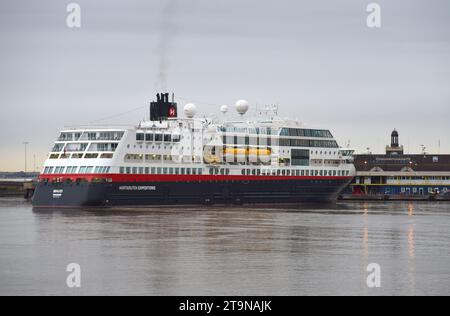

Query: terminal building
(348, 130), (450, 199)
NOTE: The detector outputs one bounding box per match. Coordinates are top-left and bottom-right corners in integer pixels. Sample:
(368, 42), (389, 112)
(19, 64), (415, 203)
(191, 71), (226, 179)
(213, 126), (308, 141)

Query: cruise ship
(32, 93), (356, 208)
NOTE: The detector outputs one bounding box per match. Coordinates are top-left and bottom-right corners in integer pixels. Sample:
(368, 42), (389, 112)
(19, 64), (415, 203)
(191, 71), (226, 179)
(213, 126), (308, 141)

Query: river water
(0, 197), (449, 296)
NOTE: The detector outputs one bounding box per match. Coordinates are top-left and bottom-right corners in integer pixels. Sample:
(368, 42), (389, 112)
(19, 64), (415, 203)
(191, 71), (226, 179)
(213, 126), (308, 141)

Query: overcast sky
(0, 0), (449, 171)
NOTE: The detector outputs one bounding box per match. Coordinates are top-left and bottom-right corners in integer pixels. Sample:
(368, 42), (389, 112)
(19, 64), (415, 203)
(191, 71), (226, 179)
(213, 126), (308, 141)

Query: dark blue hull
(32, 178), (352, 208)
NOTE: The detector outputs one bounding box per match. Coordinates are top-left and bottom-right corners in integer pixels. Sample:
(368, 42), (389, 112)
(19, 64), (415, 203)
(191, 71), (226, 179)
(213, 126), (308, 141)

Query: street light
(23, 142), (29, 174)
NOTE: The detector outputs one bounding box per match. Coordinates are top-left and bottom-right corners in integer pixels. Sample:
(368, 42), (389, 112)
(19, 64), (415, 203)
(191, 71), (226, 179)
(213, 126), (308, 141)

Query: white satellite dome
(235, 100), (249, 116)
(220, 105), (229, 114)
(183, 103), (197, 118)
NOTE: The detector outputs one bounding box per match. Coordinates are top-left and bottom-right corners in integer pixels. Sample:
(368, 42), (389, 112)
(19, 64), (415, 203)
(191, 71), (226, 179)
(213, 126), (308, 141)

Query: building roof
(354, 154), (450, 172)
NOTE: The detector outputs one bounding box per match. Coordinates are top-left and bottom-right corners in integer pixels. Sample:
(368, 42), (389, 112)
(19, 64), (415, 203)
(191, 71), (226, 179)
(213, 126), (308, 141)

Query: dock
(339, 194), (450, 202)
(0, 179), (36, 199)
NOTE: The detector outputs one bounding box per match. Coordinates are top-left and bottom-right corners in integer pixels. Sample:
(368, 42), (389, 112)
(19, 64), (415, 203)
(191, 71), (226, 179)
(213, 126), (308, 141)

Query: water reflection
(0, 201), (441, 295)
(407, 203), (416, 294)
(408, 203), (414, 217)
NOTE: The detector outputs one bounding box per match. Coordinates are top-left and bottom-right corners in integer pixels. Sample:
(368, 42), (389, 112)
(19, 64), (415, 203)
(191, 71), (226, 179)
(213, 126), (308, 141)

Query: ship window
(169, 168), (174, 174)
(120, 167), (125, 174)
(156, 167), (161, 174)
(139, 167), (144, 174)
(155, 134), (163, 142)
(145, 167), (150, 174)
(86, 167), (93, 174)
(136, 133), (145, 141)
(79, 167), (87, 174)
(132, 167), (137, 174)
(164, 134), (172, 142)
(241, 169), (245, 176)
(58, 133), (73, 141)
(198, 169), (203, 175)
(95, 166), (101, 173)
(145, 133), (154, 142)
(151, 167), (155, 174)
(85, 153), (98, 159)
(100, 153), (114, 159)
(52, 144), (65, 152)
(125, 167), (130, 174)
(87, 133), (97, 141)
(66, 143), (88, 152)
(174, 168), (179, 175)
(173, 135), (181, 142)
(50, 154), (60, 159)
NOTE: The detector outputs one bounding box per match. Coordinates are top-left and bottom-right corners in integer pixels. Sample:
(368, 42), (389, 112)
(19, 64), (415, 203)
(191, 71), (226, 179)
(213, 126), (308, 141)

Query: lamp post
(23, 142), (29, 174)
